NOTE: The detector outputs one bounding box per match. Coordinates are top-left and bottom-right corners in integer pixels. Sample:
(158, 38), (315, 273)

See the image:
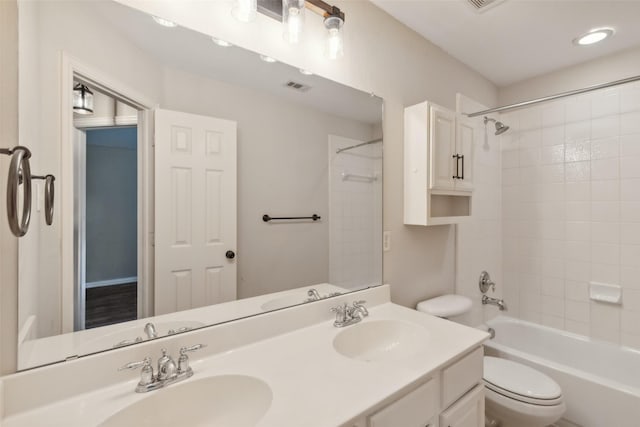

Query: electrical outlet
(383, 231), (391, 252)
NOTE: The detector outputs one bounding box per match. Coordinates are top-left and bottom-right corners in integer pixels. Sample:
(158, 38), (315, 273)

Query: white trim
(115, 115), (137, 126)
(60, 52), (157, 333)
(85, 276), (138, 289)
(17, 315), (36, 346)
(73, 115), (138, 129)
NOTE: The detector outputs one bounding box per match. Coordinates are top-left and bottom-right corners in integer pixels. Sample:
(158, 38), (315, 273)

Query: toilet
(416, 294), (566, 427)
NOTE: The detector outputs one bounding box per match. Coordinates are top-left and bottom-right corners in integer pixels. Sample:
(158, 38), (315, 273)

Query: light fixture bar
(257, 0), (344, 22)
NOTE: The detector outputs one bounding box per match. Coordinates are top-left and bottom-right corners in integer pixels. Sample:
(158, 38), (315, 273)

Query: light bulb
(324, 15), (344, 60)
(232, 0), (257, 23)
(152, 16), (177, 28)
(212, 37), (233, 47)
(283, 0), (305, 44)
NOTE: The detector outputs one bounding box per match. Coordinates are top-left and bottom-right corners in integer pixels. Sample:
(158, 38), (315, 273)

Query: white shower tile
(565, 261), (591, 281)
(519, 148), (540, 167)
(566, 201), (591, 221)
(619, 134), (640, 157)
(591, 115), (619, 139)
(502, 150), (519, 169)
(591, 243), (620, 265)
(566, 240), (591, 261)
(566, 95), (592, 123)
(565, 121), (590, 143)
(542, 295), (565, 317)
(519, 108), (542, 131)
(566, 300), (590, 322)
(565, 161), (590, 182)
(620, 156), (640, 179)
(565, 319), (589, 336)
(590, 158), (619, 181)
(565, 183), (590, 202)
(590, 302), (621, 331)
(590, 137), (619, 159)
(565, 141), (591, 162)
(590, 222), (619, 243)
(620, 82), (640, 113)
(620, 245), (640, 267)
(565, 280), (589, 301)
(592, 88), (619, 118)
(542, 277), (565, 297)
(620, 112), (640, 135)
(623, 289), (640, 312)
(591, 202), (619, 222)
(621, 179), (640, 201)
(542, 102), (565, 127)
(621, 310), (640, 334)
(591, 180), (619, 202)
(566, 221), (590, 241)
(539, 164), (564, 183)
(542, 257), (565, 278)
(590, 326), (620, 344)
(620, 266), (640, 289)
(541, 144), (565, 164)
(620, 202), (640, 222)
(542, 315), (565, 330)
(591, 262), (619, 283)
(542, 125), (565, 146)
(620, 222), (640, 245)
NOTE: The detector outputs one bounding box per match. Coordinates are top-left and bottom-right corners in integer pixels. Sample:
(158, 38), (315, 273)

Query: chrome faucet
(144, 322), (158, 339)
(330, 301), (369, 327)
(307, 288), (321, 301)
(482, 295), (506, 311)
(119, 344), (206, 393)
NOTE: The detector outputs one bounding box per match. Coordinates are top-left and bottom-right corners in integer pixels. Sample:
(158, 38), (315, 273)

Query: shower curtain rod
(336, 138), (383, 154)
(465, 74), (640, 118)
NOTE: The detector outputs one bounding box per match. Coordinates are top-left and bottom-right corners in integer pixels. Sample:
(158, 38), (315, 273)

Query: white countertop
(4, 301), (487, 427)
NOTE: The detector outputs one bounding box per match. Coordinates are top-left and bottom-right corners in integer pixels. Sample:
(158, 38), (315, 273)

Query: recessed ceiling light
(259, 55), (277, 63)
(212, 37), (233, 47)
(152, 16), (177, 28)
(573, 28), (614, 46)
(299, 69), (313, 76)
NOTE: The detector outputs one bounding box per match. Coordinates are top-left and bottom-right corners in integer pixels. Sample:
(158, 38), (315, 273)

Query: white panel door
(455, 116), (475, 192)
(154, 109), (237, 315)
(429, 103), (457, 191)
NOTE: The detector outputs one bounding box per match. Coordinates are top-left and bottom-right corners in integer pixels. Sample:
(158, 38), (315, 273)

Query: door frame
(60, 53), (157, 332)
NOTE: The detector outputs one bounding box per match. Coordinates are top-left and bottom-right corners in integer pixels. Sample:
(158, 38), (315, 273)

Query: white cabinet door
(368, 378), (439, 427)
(455, 117), (475, 192)
(154, 109), (237, 315)
(440, 384), (484, 427)
(429, 103), (457, 191)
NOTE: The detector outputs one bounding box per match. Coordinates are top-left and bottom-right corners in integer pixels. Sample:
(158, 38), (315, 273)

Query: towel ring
(4, 146), (32, 237)
(33, 174), (55, 226)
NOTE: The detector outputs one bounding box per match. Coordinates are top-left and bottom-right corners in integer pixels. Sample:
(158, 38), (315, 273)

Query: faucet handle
(178, 344), (207, 374)
(119, 357), (154, 386)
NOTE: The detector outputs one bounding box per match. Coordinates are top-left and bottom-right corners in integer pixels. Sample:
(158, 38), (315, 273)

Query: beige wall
(499, 46), (640, 105)
(0, 0), (19, 375)
(116, 0), (499, 309)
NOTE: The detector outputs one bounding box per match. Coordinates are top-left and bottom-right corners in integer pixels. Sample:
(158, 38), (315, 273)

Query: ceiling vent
(284, 81), (312, 92)
(467, 0), (506, 13)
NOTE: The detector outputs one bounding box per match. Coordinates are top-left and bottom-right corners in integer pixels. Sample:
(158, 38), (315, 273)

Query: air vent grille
(284, 81), (312, 92)
(467, 0), (506, 12)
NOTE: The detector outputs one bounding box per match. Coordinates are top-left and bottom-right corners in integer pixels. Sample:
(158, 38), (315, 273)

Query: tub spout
(482, 295), (506, 311)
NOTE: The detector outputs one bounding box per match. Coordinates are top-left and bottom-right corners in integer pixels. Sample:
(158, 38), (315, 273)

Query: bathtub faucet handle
(479, 271), (496, 294)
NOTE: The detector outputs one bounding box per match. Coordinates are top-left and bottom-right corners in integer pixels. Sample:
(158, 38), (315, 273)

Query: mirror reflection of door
(73, 85), (141, 330)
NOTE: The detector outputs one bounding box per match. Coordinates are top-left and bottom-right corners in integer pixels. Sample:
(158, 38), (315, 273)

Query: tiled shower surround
(500, 81), (640, 349)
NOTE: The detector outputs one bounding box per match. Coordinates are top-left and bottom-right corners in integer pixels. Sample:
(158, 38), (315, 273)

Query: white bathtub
(484, 316), (640, 427)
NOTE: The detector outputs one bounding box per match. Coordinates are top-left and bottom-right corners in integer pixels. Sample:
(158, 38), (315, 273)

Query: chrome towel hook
(0, 146), (33, 237)
(32, 174), (55, 225)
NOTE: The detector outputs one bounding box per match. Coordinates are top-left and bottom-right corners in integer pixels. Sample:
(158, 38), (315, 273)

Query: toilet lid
(484, 357), (562, 403)
(416, 295), (472, 317)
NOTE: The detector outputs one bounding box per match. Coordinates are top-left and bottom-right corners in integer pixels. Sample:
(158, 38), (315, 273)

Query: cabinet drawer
(440, 384), (484, 427)
(368, 377), (440, 427)
(441, 347), (483, 409)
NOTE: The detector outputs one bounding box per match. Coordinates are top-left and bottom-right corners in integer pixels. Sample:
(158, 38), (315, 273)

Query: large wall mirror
(17, 0), (383, 370)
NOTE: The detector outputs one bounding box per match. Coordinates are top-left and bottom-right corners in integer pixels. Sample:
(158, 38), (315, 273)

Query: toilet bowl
(416, 294), (566, 427)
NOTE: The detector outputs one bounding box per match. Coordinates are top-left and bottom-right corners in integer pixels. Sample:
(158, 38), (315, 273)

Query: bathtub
(484, 316), (640, 427)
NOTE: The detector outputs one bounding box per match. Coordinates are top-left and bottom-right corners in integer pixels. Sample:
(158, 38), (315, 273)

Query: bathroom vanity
(0, 286), (488, 426)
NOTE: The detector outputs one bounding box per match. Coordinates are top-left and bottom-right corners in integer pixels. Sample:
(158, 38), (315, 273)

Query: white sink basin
(333, 320), (429, 362)
(99, 375), (272, 427)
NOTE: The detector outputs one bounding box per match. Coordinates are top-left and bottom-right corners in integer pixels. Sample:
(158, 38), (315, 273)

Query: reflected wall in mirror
(17, 0), (383, 369)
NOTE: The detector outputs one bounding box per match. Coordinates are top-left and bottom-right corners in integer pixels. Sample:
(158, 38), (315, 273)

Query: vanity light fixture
(283, 0), (305, 44)
(232, 0), (258, 23)
(152, 16), (177, 28)
(573, 27), (614, 46)
(212, 37), (233, 47)
(324, 10), (344, 60)
(73, 83), (94, 115)
(260, 55), (278, 63)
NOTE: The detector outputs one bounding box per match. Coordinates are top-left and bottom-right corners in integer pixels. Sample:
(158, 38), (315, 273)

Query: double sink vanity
(1, 286), (488, 426)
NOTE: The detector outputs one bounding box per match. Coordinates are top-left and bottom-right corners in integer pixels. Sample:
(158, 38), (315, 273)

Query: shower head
(484, 116), (510, 135)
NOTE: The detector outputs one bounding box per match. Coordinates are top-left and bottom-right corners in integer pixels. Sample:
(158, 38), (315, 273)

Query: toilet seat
(416, 295), (472, 317)
(484, 357), (562, 406)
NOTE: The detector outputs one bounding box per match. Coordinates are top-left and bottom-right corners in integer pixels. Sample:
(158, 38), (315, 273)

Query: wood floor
(85, 283), (137, 329)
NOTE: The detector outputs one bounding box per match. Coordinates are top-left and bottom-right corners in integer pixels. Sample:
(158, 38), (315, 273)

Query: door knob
(225, 250), (236, 259)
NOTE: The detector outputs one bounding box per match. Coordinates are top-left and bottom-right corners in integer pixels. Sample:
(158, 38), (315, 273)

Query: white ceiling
(92, 2), (382, 125)
(370, 0), (640, 87)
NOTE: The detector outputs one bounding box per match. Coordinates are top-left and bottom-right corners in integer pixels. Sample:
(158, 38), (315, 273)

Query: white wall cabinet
(348, 346), (484, 427)
(404, 101), (475, 226)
